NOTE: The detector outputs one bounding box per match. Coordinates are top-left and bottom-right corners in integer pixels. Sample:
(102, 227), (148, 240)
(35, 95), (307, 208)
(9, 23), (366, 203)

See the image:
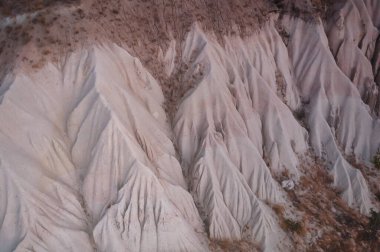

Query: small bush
(42, 49), (51, 55)
(360, 209), (380, 241)
(293, 108), (306, 121)
(375, 192), (380, 202)
(368, 209), (380, 232)
(373, 150), (380, 170)
(20, 31), (32, 45)
(283, 218), (303, 234)
(77, 8), (85, 18)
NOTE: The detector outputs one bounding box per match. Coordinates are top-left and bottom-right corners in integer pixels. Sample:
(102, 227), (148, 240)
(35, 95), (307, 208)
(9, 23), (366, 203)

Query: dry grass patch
(209, 239), (260, 252)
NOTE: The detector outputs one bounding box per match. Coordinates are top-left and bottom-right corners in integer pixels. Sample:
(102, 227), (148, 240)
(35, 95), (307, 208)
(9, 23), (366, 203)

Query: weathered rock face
(0, 0), (379, 251)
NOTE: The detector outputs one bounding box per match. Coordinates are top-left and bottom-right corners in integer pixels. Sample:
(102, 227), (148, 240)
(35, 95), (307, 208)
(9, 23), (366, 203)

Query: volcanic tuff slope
(0, 0), (380, 251)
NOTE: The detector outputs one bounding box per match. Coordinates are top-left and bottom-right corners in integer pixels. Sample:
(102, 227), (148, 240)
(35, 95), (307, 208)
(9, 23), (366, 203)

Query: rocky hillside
(0, 0), (379, 251)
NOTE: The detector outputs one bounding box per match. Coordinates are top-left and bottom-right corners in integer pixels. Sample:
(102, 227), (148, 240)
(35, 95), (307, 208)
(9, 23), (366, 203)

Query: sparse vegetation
(275, 154), (379, 251)
(272, 0), (338, 21)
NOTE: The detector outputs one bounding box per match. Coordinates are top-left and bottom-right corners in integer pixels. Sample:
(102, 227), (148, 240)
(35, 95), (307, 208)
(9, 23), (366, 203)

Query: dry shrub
(272, 204), (285, 216)
(271, 203), (306, 237)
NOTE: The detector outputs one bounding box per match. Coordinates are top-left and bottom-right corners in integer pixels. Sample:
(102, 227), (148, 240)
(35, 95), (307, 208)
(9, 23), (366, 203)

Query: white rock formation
(0, 45), (208, 252)
(0, 0), (379, 251)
